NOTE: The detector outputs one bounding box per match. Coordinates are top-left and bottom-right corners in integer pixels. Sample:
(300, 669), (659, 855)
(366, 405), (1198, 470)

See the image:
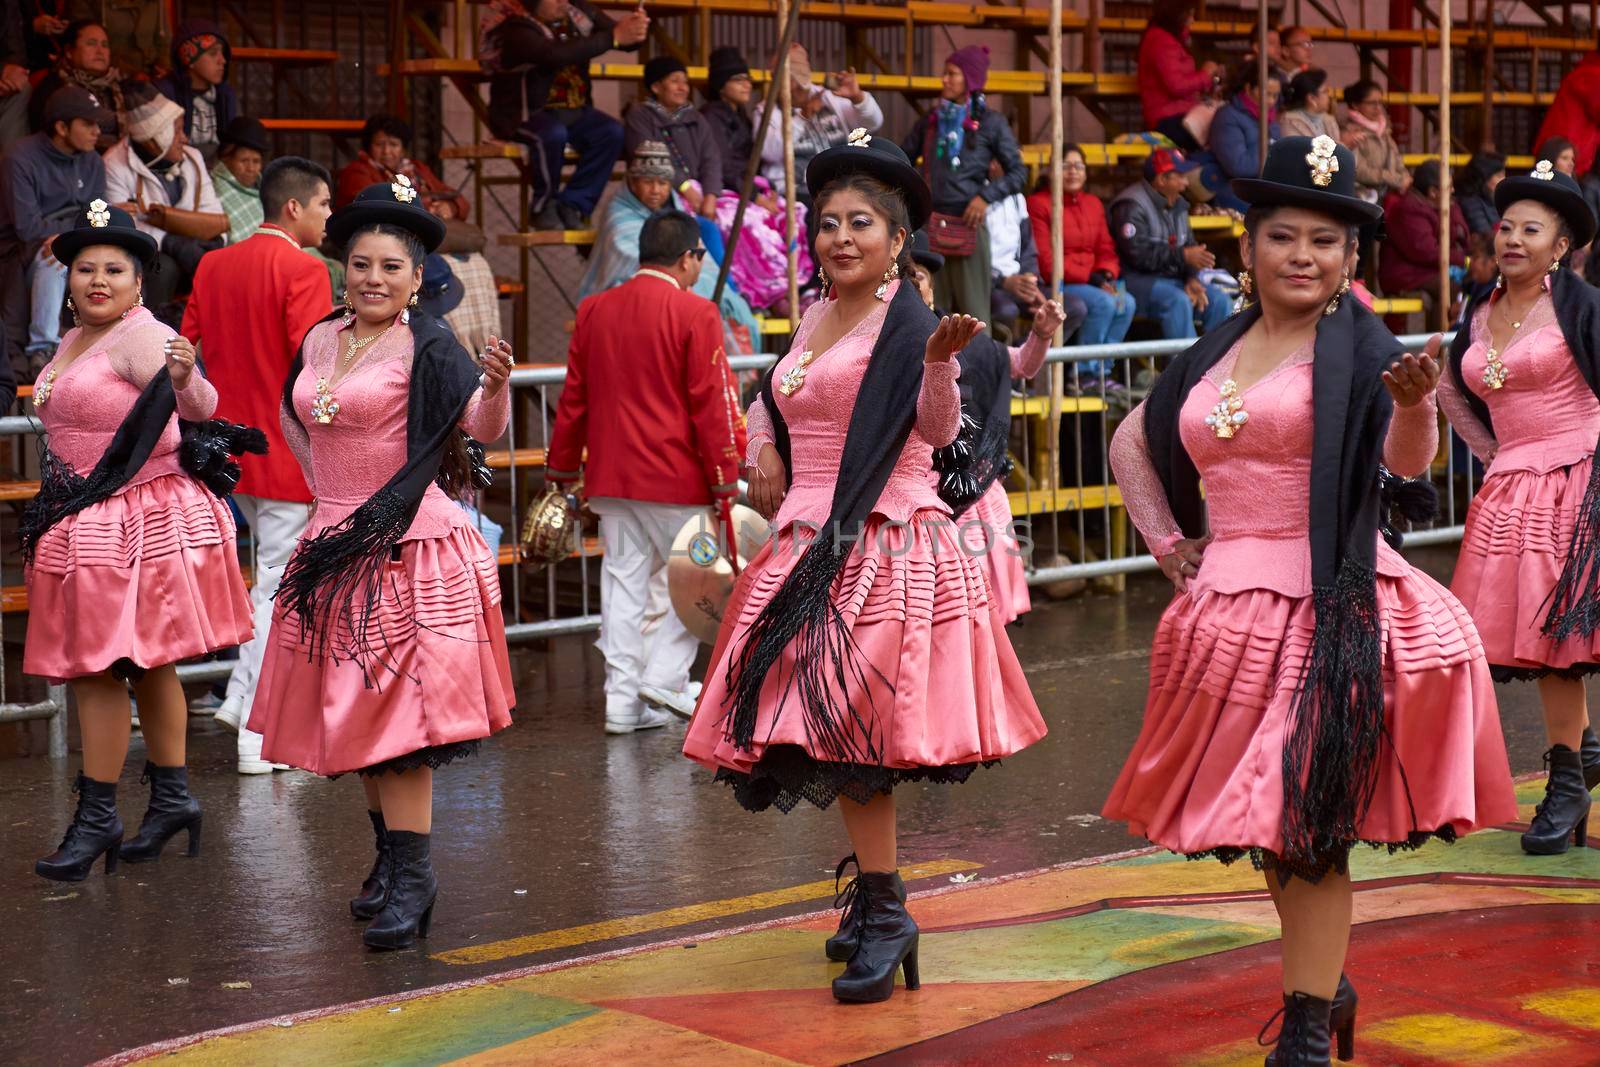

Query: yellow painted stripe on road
(433, 858), (980, 966)
(1522, 987), (1600, 1030)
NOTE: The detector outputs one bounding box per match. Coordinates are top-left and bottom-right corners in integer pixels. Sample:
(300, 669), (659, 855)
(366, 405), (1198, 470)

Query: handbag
(927, 212), (978, 257)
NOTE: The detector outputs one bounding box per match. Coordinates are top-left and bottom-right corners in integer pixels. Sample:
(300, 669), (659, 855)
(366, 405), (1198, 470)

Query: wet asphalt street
(0, 550), (1555, 1065)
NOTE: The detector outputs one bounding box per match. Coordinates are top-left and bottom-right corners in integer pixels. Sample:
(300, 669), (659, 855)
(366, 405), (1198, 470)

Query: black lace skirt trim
(713, 743), (1000, 813)
(1182, 825), (1460, 885)
(351, 740), (482, 779)
(1489, 661), (1600, 684)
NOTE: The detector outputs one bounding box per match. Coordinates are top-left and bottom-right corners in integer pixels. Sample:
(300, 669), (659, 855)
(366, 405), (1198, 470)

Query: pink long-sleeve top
(1436, 288), (1600, 474)
(743, 284), (961, 530)
(36, 306), (218, 488)
(281, 319), (510, 543)
(1109, 338), (1438, 598)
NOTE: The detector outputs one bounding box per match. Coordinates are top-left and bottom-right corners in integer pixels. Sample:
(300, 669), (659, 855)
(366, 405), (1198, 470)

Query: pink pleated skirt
(683, 509), (1047, 807)
(969, 482), (1031, 625)
(1102, 566), (1518, 864)
(247, 524), (514, 777)
(24, 472), (253, 683)
(1451, 459), (1600, 677)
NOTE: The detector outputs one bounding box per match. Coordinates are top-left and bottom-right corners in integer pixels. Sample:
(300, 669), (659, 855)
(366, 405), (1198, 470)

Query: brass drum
(668, 504), (768, 644)
(520, 483), (580, 568)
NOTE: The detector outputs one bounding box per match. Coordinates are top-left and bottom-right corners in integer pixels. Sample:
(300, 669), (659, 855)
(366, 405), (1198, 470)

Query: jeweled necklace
(1483, 290), (1538, 391)
(312, 322), (396, 424)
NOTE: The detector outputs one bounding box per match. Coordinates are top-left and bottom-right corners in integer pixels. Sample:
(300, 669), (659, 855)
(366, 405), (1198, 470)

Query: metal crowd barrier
(0, 328), (1470, 729)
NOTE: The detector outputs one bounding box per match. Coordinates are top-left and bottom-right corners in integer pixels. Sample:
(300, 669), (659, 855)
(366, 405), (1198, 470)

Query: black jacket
(485, 0), (640, 139)
(1459, 193), (1499, 238)
(901, 104), (1025, 216)
(701, 98), (752, 192)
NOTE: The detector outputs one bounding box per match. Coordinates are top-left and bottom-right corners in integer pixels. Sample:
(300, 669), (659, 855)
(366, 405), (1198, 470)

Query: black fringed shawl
(933, 333), (1013, 518)
(723, 280), (941, 760)
(1143, 298), (1404, 870)
(275, 309), (483, 670)
(18, 366), (267, 562)
(1447, 267), (1600, 640)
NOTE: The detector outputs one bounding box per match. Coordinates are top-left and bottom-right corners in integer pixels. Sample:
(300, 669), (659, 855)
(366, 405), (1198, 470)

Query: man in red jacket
(547, 209), (745, 734)
(181, 156), (333, 772)
(1536, 51), (1600, 180)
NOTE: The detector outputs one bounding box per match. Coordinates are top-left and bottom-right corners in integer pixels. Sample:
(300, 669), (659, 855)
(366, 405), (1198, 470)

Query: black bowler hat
(1231, 134), (1382, 225)
(910, 229), (944, 273)
(219, 115), (269, 155)
(52, 199), (158, 267)
(1495, 159), (1598, 248)
(326, 175), (447, 254)
(806, 128), (933, 231)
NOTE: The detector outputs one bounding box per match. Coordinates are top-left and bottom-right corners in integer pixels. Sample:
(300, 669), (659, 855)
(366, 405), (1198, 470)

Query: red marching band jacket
(547, 272), (747, 506)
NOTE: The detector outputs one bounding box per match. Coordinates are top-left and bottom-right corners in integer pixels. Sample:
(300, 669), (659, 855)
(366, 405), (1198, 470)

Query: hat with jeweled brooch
(1495, 158), (1597, 247)
(51, 199), (159, 267)
(806, 128), (933, 230)
(1230, 134), (1382, 225)
(326, 173), (447, 254)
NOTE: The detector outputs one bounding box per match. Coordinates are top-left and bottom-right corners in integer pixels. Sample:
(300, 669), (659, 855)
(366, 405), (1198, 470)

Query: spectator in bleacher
(581, 141), (761, 354)
(1279, 25), (1313, 76)
(758, 42), (882, 202)
(548, 208), (745, 733)
(1457, 151), (1506, 239)
(0, 85), (108, 376)
(625, 55), (722, 221)
(902, 45), (1026, 326)
(1109, 147), (1230, 340)
(1379, 159), (1467, 316)
(1341, 79), (1409, 205)
(20, 3), (67, 73)
(702, 45), (753, 192)
(27, 19), (122, 148)
(1243, 28), (1290, 90)
(154, 19), (238, 166)
(1279, 69), (1337, 143)
(180, 156), (332, 774)
(713, 175), (811, 314)
(984, 157), (1044, 341)
(1199, 64), (1280, 214)
(1537, 135), (1578, 176)
(1136, 0), (1220, 152)
(336, 114), (468, 219)
(103, 82), (228, 313)
(1, 0), (30, 150)
(1027, 145), (1133, 353)
(211, 115), (267, 243)
(480, 0), (646, 232)
(1534, 48), (1600, 179)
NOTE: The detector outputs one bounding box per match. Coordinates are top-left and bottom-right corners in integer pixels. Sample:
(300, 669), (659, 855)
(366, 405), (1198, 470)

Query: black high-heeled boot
(1260, 991), (1334, 1066)
(824, 853), (863, 962)
(350, 811), (391, 920)
(831, 871), (919, 1004)
(36, 773), (122, 881)
(119, 762), (202, 863)
(363, 830), (437, 950)
(1267, 976), (1356, 1064)
(1581, 726), (1600, 792)
(1521, 745), (1592, 855)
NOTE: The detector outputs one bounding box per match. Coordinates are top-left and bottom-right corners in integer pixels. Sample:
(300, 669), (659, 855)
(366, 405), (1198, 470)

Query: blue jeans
(1063, 282), (1135, 347)
(516, 105), (625, 215)
(1131, 275), (1231, 339)
(26, 248), (66, 355)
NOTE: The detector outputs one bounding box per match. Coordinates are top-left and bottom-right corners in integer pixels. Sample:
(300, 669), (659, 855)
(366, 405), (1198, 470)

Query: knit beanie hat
(123, 82), (185, 156)
(644, 54), (688, 90)
(946, 44), (990, 94)
(707, 46), (749, 97)
(627, 140), (675, 180)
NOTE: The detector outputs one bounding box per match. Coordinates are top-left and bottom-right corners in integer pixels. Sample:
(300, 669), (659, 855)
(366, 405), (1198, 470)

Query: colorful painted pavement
(108, 779), (1600, 1066)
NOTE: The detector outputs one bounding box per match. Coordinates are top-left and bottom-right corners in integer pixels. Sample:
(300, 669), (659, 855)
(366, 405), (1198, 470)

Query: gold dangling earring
(401, 290), (418, 324)
(1324, 275), (1351, 316)
(1237, 268), (1253, 303)
(1548, 259), (1561, 276)
(875, 260), (899, 301)
(341, 291), (356, 327)
(65, 295), (79, 327)
(816, 264), (831, 299)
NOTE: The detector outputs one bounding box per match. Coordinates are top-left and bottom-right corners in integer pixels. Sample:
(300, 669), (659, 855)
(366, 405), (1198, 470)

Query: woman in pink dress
(27, 202), (254, 882)
(1440, 163), (1600, 856)
(247, 178), (515, 950)
(1103, 138), (1516, 1063)
(682, 133), (1046, 1004)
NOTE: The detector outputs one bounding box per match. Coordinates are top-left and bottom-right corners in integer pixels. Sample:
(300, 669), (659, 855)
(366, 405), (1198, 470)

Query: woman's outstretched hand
(925, 314), (985, 364)
(1383, 335), (1442, 408)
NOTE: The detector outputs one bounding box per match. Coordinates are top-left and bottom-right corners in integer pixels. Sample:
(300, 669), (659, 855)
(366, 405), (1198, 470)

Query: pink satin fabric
(969, 482), (1030, 624)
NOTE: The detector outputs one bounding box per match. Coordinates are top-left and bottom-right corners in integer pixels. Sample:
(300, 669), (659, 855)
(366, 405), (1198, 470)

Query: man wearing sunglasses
(547, 208), (747, 734)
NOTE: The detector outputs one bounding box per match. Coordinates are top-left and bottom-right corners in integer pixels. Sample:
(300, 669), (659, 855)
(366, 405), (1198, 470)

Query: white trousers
(226, 496), (312, 755)
(590, 497), (708, 719)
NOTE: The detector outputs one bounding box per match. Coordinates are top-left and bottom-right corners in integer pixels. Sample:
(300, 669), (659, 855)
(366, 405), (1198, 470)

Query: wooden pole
(1048, 0), (1064, 507)
(1258, 0), (1269, 170)
(1440, 0), (1453, 332)
(780, 0), (799, 319)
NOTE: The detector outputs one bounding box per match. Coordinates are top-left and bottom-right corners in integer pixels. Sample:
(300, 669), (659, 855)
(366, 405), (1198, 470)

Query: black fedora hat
(1230, 134), (1383, 226)
(910, 229), (944, 273)
(326, 175), (447, 254)
(1495, 159), (1598, 248)
(52, 198), (158, 267)
(806, 128), (933, 231)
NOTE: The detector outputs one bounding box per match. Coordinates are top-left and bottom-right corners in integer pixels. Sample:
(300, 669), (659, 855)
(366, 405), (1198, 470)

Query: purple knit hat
(946, 45), (990, 94)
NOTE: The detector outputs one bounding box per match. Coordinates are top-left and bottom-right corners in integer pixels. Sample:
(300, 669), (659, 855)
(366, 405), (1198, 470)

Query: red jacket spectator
(1138, 25), (1213, 128)
(1379, 188), (1467, 297)
(1535, 51), (1600, 179)
(547, 272), (745, 505)
(1026, 187), (1119, 285)
(335, 152), (468, 220)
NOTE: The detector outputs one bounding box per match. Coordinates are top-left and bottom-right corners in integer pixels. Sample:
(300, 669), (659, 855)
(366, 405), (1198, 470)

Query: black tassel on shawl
(275, 310), (483, 672)
(723, 282), (941, 756)
(1448, 269), (1600, 640)
(179, 418), (269, 498)
(1143, 298), (1408, 874)
(1378, 467), (1439, 550)
(935, 333), (1016, 519)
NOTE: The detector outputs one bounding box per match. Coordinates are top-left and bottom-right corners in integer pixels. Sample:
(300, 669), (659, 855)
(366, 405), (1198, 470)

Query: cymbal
(668, 504), (768, 645)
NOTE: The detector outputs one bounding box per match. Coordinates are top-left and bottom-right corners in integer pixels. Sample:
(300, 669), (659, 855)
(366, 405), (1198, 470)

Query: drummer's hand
(477, 334), (514, 396)
(746, 442), (787, 520)
(1383, 336), (1441, 408)
(163, 334), (198, 389)
(1158, 535), (1210, 593)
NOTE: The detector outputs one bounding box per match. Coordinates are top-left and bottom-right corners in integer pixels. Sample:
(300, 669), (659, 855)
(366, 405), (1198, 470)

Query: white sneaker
(189, 691), (224, 717)
(604, 705), (676, 734)
(639, 682), (700, 720)
(238, 729), (289, 774)
(213, 696), (245, 734)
